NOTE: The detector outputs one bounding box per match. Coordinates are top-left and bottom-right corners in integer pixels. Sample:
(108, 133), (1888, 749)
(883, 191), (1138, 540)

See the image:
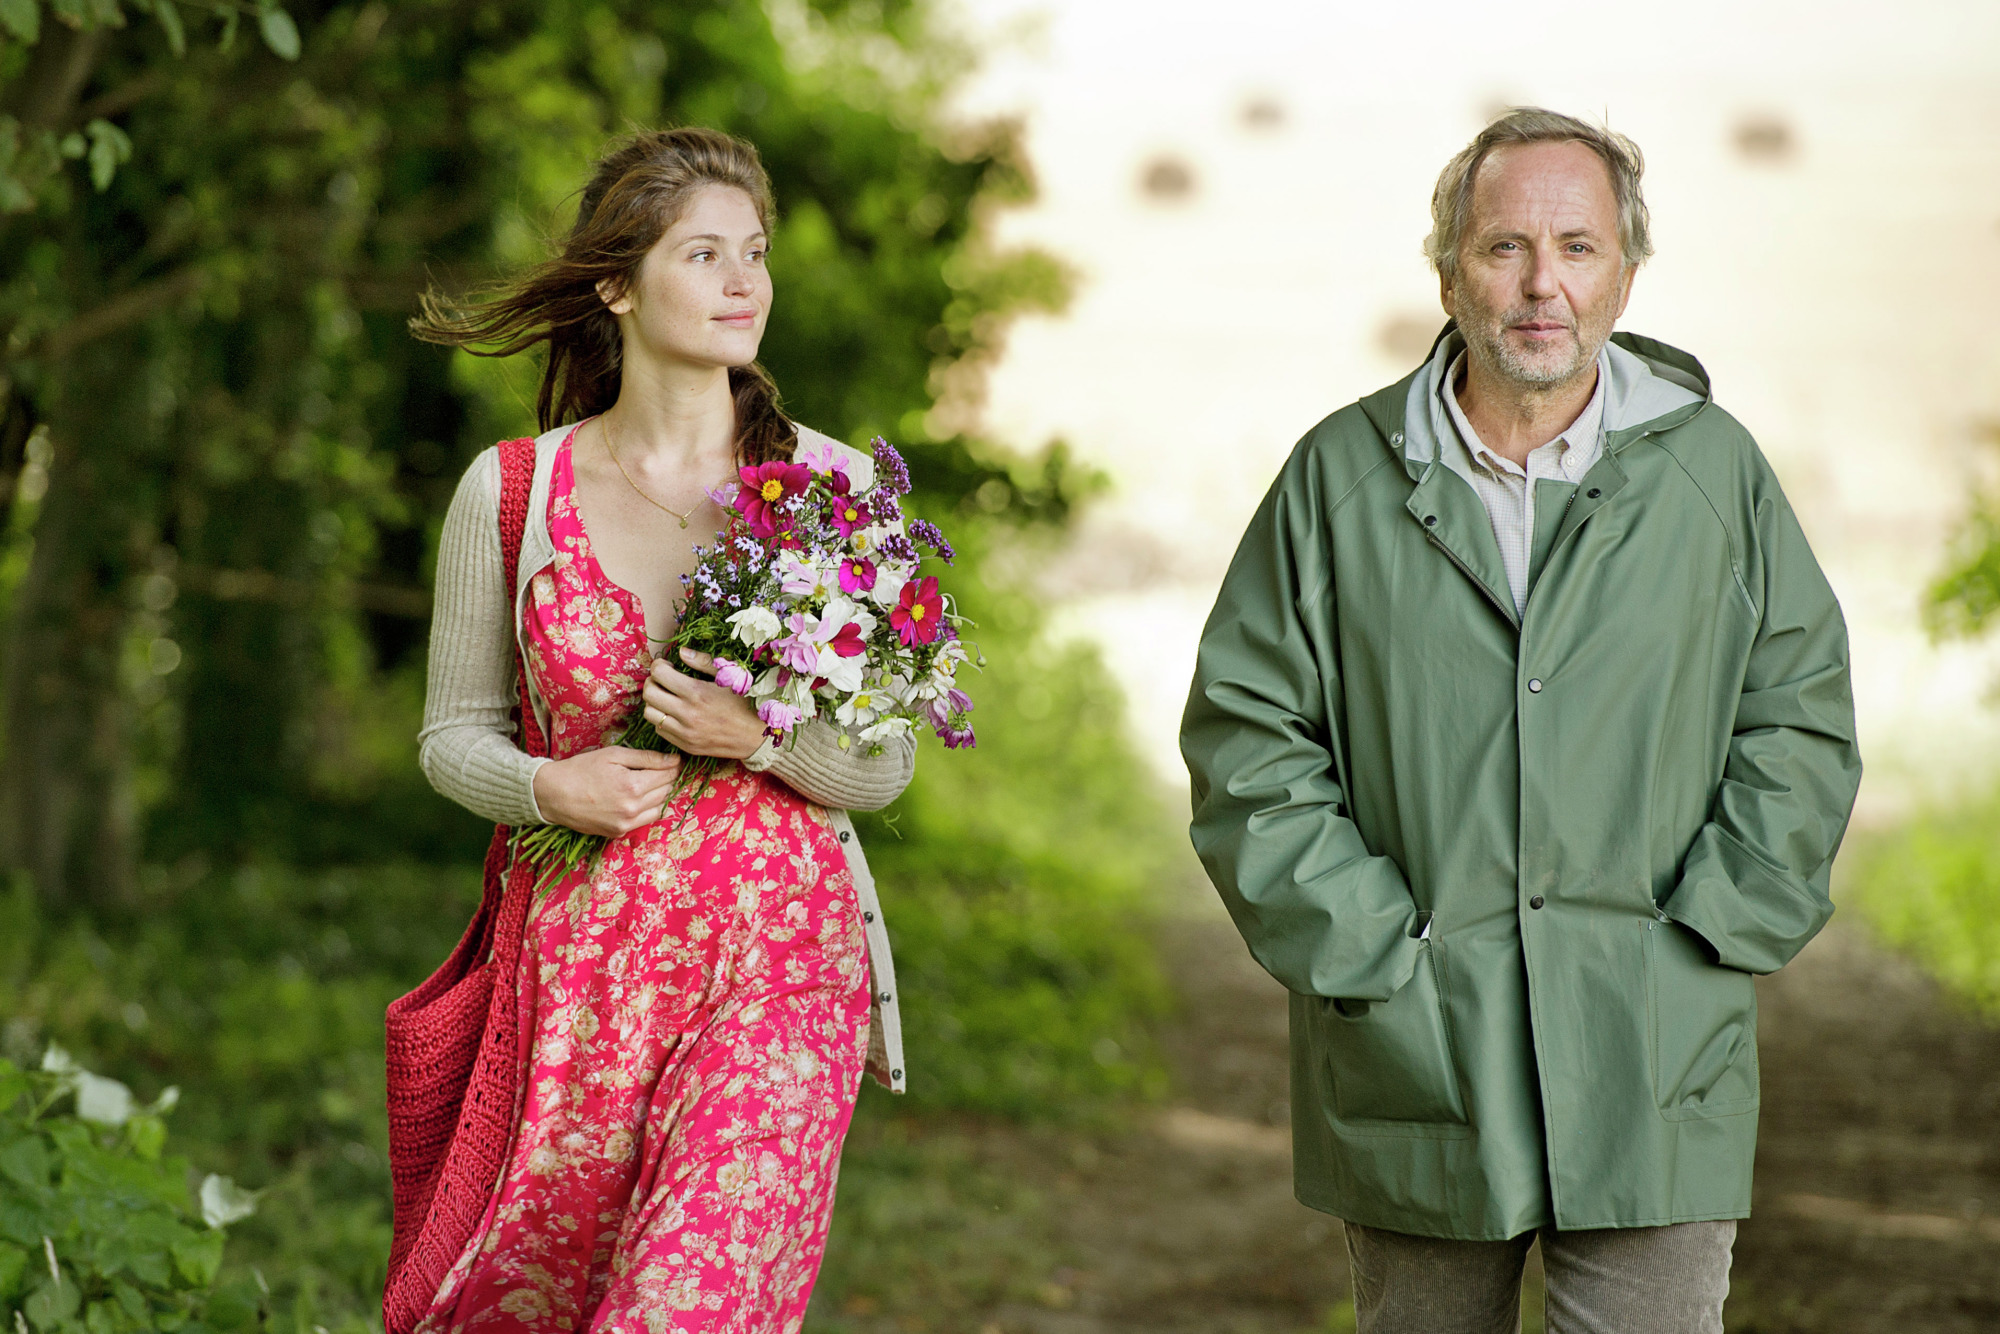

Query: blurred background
(1, 1), (1996, 1332)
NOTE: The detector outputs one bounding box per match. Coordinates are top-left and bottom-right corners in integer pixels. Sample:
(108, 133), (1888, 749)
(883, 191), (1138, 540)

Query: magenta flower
(828, 494), (873, 538)
(712, 657), (754, 695)
(733, 461), (811, 537)
(939, 722), (976, 749)
(823, 621), (867, 659)
(890, 576), (944, 647)
(837, 556), (877, 595)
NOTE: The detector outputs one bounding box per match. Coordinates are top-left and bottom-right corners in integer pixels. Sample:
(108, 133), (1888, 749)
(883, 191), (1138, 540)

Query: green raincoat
(1180, 327), (1860, 1238)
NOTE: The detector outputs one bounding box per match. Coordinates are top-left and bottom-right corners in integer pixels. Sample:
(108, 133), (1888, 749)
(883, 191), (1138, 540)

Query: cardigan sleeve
(417, 447), (550, 827)
(744, 722), (916, 812)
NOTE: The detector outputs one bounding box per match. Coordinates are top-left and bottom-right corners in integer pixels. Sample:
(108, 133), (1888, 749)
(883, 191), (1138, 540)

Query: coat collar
(1359, 323), (1711, 481)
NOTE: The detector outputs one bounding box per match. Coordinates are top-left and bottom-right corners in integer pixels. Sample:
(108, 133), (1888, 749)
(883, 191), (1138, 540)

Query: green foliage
(1, 864), (485, 1330)
(807, 1115), (1065, 1329)
(0, 1051), (263, 1332)
(0, 0), (301, 212)
(852, 522), (1174, 1118)
(1845, 787), (2000, 1018)
(1927, 425), (2000, 643)
(0, 0), (1089, 900)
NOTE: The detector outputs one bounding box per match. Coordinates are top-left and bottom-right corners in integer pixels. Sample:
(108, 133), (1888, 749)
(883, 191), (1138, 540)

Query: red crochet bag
(381, 438), (546, 1334)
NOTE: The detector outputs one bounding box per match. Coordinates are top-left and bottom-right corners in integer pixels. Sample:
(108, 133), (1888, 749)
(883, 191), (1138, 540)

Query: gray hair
(1424, 107), (1654, 282)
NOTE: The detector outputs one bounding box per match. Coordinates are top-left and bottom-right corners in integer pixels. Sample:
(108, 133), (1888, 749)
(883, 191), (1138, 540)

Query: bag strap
(484, 435), (546, 981)
(495, 436), (548, 762)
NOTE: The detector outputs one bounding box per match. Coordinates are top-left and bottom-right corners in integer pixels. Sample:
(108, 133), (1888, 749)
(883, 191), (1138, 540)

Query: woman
(407, 127), (912, 1332)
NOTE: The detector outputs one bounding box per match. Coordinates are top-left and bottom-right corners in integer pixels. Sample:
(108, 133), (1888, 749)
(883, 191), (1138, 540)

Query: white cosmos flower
(814, 647), (866, 694)
(815, 597), (877, 640)
(728, 605), (782, 646)
(870, 566), (909, 610)
(859, 717), (914, 744)
(837, 688), (884, 728)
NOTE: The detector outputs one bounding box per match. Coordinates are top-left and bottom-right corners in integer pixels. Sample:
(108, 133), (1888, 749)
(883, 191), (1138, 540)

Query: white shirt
(1440, 348), (1610, 616)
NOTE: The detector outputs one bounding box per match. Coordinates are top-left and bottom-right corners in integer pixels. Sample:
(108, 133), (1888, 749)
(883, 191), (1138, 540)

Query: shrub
(0, 1051), (261, 1332)
(1845, 786), (2000, 1018)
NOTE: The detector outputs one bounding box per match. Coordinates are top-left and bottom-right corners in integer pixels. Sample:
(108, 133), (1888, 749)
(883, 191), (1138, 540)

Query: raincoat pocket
(1318, 941), (1468, 1126)
(1647, 920), (1759, 1120)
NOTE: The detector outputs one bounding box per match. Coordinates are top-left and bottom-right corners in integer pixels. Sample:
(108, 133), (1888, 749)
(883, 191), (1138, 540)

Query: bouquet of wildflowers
(517, 437), (974, 884)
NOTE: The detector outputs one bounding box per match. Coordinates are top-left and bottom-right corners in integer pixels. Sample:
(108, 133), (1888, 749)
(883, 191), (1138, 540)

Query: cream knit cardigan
(419, 421), (912, 1091)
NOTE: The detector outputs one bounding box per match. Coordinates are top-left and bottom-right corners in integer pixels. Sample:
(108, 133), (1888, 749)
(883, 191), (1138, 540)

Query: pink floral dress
(419, 435), (873, 1333)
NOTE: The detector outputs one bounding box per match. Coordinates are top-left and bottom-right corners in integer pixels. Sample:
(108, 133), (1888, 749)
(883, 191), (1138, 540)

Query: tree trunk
(0, 424), (137, 909)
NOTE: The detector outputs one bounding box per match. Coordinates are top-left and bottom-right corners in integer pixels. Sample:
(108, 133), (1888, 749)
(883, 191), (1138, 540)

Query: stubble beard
(1460, 291), (1619, 392)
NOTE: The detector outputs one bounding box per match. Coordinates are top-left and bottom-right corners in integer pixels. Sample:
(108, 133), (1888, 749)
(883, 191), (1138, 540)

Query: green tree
(1929, 421), (2000, 645)
(0, 0), (1078, 905)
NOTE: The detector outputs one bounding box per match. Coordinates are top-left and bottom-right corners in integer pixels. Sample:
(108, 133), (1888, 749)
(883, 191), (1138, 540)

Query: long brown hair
(411, 127), (796, 465)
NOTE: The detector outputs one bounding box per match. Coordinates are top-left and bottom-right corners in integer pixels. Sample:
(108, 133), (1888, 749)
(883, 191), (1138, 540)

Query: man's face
(1441, 140), (1634, 389)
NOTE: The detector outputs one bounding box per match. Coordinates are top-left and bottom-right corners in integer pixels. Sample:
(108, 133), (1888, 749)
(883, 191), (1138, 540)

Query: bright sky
(944, 0), (2000, 819)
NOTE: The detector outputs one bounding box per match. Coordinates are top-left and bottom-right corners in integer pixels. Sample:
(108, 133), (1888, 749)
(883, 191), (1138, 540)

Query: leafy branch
(0, 0), (300, 213)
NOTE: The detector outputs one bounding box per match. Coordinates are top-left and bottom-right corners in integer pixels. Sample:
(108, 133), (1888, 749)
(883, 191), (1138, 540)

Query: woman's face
(604, 184), (772, 373)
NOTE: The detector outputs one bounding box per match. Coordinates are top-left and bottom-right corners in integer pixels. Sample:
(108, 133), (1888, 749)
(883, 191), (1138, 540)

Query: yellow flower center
(760, 479), (784, 502)
(909, 604), (926, 620)
(843, 506), (859, 521)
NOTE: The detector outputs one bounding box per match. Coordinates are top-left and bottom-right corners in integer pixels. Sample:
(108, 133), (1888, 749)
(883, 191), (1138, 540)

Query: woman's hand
(532, 747), (682, 838)
(643, 648), (766, 760)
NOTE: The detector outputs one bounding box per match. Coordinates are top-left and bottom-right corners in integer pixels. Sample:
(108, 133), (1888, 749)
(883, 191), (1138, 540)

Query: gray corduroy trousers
(1344, 1220), (1736, 1334)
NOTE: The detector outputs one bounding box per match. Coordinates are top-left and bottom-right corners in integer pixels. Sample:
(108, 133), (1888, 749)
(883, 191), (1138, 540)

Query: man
(1179, 108), (1860, 1333)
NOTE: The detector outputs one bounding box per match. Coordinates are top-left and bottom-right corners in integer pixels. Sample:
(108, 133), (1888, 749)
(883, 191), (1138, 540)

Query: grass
(1843, 784), (2000, 1019)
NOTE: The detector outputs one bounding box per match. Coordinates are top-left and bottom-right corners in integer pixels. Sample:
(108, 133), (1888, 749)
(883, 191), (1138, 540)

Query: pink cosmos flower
(837, 556), (877, 595)
(758, 699), (805, 733)
(733, 461), (811, 537)
(771, 613), (823, 674)
(797, 438), (846, 476)
(712, 657), (754, 695)
(890, 576), (944, 647)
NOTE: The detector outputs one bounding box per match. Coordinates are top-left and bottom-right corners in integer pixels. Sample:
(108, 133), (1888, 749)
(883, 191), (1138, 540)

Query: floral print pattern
(419, 437), (871, 1333)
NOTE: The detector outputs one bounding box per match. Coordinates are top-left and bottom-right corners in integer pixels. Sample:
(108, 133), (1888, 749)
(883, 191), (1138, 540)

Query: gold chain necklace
(600, 412), (721, 530)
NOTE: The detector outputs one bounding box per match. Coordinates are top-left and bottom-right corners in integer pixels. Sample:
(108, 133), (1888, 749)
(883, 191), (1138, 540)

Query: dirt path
(960, 885), (2000, 1334)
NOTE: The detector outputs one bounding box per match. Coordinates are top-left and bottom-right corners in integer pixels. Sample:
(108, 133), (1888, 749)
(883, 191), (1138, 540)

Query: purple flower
(872, 494), (903, 527)
(939, 722), (976, 749)
(876, 533), (918, 565)
(871, 437), (911, 496)
(909, 519), (955, 565)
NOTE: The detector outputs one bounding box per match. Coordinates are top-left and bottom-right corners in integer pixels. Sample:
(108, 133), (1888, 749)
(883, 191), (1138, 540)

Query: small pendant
(677, 515), (689, 529)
